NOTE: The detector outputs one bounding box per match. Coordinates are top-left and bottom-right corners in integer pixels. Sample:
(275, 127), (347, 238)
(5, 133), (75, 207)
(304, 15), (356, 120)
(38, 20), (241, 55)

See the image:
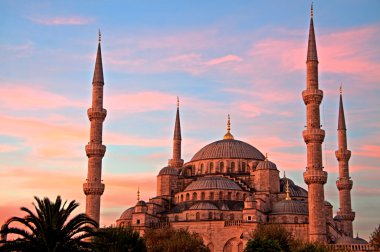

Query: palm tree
(0, 196), (98, 252)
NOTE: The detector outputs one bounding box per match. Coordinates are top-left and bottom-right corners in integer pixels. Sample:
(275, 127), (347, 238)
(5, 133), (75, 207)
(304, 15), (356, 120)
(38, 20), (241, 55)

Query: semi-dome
(190, 139), (265, 162)
(280, 178), (308, 198)
(158, 167), (179, 176)
(256, 159), (277, 170)
(184, 176), (243, 191)
(119, 207), (135, 220)
(271, 200), (308, 215)
(189, 202), (218, 210)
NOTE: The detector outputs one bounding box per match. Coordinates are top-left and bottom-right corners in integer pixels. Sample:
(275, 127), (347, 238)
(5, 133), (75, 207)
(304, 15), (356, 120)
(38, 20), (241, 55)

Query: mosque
(82, 6), (372, 252)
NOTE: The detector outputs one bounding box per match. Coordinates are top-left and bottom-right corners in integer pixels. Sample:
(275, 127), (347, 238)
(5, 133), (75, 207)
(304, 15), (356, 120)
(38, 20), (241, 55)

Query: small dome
(280, 178), (308, 198)
(119, 207), (135, 220)
(271, 200), (308, 215)
(324, 201), (333, 207)
(256, 159), (277, 170)
(136, 200), (146, 206)
(158, 167), (178, 176)
(189, 202), (218, 210)
(190, 139), (265, 162)
(336, 236), (367, 245)
(184, 176), (242, 192)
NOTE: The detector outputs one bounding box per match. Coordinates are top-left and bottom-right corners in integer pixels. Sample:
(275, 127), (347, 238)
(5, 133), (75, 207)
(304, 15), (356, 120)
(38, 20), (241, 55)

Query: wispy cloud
(28, 16), (94, 26)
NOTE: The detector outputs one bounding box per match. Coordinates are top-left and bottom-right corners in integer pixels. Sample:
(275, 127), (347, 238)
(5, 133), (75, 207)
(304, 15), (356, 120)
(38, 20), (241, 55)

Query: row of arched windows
(176, 191), (248, 203)
(175, 212), (235, 221)
(271, 216), (308, 224)
(192, 161), (248, 175)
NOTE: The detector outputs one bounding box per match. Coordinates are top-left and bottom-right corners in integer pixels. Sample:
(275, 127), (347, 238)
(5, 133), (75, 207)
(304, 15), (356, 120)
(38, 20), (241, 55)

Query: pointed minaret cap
(173, 97), (181, 140)
(338, 85), (347, 130)
(285, 179), (292, 200)
(223, 114), (234, 140)
(137, 187), (140, 201)
(93, 30), (104, 84)
(307, 3), (318, 62)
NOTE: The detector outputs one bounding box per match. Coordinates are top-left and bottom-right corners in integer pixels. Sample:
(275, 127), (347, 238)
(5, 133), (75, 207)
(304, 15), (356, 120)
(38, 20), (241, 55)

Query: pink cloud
(205, 54), (243, 66)
(0, 85), (85, 111)
(354, 145), (380, 158)
(28, 16), (94, 26)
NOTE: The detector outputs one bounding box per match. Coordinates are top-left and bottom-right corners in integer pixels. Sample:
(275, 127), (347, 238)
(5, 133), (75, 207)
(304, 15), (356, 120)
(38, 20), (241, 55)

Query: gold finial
(223, 114), (234, 140)
(177, 96), (179, 108)
(98, 29), (101, 43)
(311, 2), (314, 18)
(340, 83), (343, 95)
(137, 187), (140, 201)
(285, 179), (291, 200)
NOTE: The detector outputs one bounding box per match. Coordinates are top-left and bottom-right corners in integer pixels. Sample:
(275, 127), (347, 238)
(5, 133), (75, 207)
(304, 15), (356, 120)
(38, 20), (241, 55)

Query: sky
(0, 0), (379, 240)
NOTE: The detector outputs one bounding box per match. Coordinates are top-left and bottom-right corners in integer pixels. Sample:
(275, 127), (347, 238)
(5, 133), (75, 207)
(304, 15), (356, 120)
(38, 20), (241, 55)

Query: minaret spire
(335, 87), (355, 237)
(168, 97), (184, 168)
(83, 32), (107, 225)
(302, 5), (327, 243)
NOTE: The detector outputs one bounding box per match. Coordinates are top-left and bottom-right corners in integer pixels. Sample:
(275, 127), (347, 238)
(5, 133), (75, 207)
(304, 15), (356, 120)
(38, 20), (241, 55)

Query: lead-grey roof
(189, 202), (218, 210)
(271, 200), (308, 215)
(190, 139), (265, 162)
(184, 176), (243, 192)
(119, 207), (135, 220)
(280, 178), (308, 198)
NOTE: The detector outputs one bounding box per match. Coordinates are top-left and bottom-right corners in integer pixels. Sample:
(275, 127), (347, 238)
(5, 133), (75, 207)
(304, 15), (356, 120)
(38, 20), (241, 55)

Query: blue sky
(0, 0), (379, 239)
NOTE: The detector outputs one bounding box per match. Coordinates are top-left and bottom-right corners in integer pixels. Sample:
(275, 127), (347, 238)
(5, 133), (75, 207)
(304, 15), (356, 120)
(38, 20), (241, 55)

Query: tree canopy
(0, 196), (98, 252)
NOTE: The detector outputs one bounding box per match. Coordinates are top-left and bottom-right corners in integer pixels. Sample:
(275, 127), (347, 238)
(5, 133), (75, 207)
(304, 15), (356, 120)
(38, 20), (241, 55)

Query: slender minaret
(83, 31), (107, 225)
(335, 87), (355, 237)
(302, 5), (328, 243)
(168, 97), (184, 168)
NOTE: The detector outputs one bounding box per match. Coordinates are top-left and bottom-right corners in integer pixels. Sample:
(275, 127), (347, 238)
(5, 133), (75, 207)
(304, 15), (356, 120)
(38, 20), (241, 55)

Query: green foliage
(247, 224), (293, 252)
(244, 238), (282, 252)
(94, 226), (146, 252)
(291, 241), (331, 252)
(144, 227), (209, 252)
(0, 196), (98, 252)
(370, 224), (380, 249)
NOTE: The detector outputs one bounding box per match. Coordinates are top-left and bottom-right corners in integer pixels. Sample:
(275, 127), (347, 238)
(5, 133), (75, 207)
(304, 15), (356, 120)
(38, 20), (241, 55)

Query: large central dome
(190, 139), (265, 162)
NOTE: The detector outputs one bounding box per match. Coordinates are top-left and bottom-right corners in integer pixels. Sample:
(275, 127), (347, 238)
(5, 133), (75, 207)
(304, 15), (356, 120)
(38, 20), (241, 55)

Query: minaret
(83, 31), (107, 225)
(168, 97), (184, 168)
(302, 5), (328, 243)
(335, 87), (355, 237)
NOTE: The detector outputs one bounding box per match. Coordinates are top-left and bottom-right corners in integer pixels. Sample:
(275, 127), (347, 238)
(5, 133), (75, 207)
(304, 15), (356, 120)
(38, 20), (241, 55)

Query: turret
(83, 31), (107, 225)
(168, 97), (184, 168)
(302, 5), (328, 243)
(335, 87), (355, 237)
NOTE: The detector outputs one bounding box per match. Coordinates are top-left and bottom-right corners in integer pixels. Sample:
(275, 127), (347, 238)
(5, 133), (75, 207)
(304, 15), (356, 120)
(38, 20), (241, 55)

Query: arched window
(180, 194), (183, 202)
(236, 192), (240, 200)
(220, 162), (224, 172)
(196, 212), (200, 221)
(210, 162), (214, 173)
(210, 192), (214, 200)
(227, 192), (232, 200)
(220, 213), (224, 220)
(200, 164), (204, 174)
(231, 162), (235, 172)
(242, 162), (246, 172)
(243, 193), (247, 200)
(186, 193), (190, 201)
(201, 192), (205, 200)
(219, 191), (223, 200)
(193, 192), (197, 201)
(208, 212), (213, 219)
(174, 215), (179, 221)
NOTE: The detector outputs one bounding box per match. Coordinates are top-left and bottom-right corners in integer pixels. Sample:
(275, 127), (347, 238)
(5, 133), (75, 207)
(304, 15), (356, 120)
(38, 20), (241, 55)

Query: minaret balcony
(336, 178), (353, 190)
(303, 170), (327, 185)
(336, 211), (355, 221)
(168, 159), (184, 168)
(83, 182), (105, 195)
(302, 128), (325, 143)
(88, 108), (107, 121)
(302, 89), (323, 105)
(85, 143), (106, 157)
(335, 149), (351, 161)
